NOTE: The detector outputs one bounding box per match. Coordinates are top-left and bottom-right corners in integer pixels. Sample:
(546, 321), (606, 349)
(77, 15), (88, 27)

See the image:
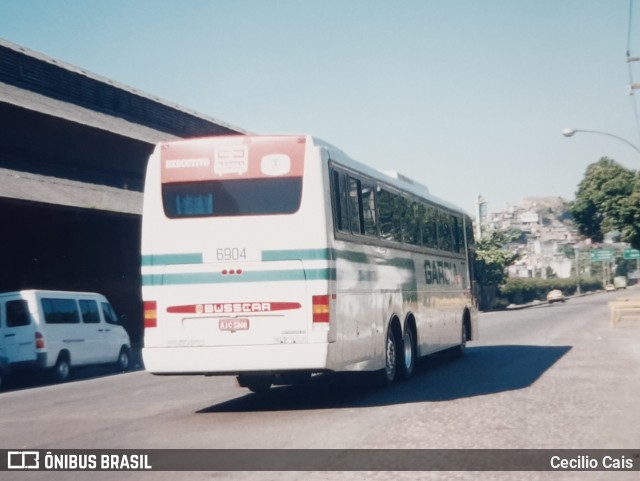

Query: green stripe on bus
(141, 268), (336, 286)
(261, 248), (333, 261)
(141, 253), (203, 266)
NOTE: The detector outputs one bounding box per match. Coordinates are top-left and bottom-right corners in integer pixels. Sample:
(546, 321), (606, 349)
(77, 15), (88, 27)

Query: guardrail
(609, 297), (640, 327)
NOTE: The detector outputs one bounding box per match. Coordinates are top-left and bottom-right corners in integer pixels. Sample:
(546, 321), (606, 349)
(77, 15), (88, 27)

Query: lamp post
(562, 128), (640, 155)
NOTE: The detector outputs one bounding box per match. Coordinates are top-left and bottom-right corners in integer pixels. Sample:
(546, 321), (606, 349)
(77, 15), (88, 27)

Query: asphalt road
(1, 289), (639, 481)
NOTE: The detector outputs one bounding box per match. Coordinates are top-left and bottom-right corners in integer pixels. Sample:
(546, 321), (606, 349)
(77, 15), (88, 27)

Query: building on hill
(483, 198), (577, 279)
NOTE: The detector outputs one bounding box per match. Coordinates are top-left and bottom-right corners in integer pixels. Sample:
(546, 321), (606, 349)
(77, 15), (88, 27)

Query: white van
(0, 290), (131, 384)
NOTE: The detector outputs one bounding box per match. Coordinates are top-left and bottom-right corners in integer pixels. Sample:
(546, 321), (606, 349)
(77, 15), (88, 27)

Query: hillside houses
(483, 198), (577, 279)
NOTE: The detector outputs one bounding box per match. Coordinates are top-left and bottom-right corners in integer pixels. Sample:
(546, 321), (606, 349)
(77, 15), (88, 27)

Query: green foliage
(474, 230), (520, 286)
(571, 157), (640, 247)
(500, 277), (602, 305)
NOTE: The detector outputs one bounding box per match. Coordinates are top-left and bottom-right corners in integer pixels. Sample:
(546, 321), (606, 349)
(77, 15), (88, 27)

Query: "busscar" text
(198, 303), (271, 314)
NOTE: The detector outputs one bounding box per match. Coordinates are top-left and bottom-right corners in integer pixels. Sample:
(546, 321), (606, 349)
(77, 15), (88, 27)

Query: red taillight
(312, 295), (331, 323)
(144, 301), (157, 328)
(35, 331), (45, 349)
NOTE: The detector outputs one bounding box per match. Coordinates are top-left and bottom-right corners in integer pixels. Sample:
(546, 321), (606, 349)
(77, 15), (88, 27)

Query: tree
(570, 157), (640, 247)
(474, 230), (520, 286)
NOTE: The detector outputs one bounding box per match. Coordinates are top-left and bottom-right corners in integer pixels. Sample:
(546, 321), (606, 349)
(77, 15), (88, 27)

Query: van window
(42, 298), (80, 324)
(6, 300), (31, 327)
(79, 300), (100, 324)
(101, 302), (118, 325)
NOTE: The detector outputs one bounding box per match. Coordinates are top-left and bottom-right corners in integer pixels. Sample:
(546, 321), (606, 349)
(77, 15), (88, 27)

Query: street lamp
(562, 128), (640, 155)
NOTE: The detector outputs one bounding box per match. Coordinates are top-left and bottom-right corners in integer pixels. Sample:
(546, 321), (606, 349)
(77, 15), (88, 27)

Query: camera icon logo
(7, 451), (40, 470)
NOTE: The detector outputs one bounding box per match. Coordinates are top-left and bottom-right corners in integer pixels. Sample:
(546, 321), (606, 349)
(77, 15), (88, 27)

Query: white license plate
(219, 318), (249, 331)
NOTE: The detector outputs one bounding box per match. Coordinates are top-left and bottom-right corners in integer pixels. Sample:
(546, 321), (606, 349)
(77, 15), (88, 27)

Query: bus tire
(452, 318), (468, 358)
(398, 326), (416, 380)
(237, 374), (273, 394)
(288, 372), (312, 387)
(374, 326), (399, 386)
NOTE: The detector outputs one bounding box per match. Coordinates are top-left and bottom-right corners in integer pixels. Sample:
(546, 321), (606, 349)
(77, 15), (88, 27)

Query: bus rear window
(162, 177), (303, 218)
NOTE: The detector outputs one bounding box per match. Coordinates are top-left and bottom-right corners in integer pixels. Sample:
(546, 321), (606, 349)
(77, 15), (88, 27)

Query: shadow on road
(0, 348), (145, 393)
(198, 344), (572, 413)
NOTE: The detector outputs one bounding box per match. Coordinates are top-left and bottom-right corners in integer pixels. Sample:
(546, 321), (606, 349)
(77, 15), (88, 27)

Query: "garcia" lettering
(424, 259), (460, 286)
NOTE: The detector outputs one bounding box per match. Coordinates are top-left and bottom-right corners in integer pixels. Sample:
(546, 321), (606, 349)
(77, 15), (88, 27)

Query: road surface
(1, 289), (639, 480)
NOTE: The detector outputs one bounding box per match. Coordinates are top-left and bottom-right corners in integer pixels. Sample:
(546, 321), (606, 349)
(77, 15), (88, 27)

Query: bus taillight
(144, 301), (158, 328)
(312, 295), (330, 323)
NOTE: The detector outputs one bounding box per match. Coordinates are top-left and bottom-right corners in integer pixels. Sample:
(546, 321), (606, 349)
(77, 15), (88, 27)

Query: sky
(1, 0), (640, 215)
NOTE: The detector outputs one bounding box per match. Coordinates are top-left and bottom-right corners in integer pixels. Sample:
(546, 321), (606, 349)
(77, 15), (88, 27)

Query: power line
(626, 0), (640, 143)
(628, 0), (635, 57)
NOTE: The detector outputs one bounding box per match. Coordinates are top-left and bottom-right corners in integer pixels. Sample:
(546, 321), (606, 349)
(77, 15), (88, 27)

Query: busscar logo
(8, 451), (39, 470)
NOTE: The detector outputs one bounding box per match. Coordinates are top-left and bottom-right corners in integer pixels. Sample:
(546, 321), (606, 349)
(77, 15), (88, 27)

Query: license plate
(219, 318), (249, 331)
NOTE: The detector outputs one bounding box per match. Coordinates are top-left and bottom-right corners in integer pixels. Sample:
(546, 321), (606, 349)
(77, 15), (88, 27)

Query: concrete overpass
(0, 39), (246, 344)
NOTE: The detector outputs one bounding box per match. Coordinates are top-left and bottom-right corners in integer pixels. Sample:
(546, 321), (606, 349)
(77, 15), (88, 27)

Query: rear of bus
(141, 135), (335, 383)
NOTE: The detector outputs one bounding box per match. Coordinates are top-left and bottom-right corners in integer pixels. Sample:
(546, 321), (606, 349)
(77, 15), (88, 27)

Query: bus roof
(155, 134), (469, 217)
(309, 136), (468, 217)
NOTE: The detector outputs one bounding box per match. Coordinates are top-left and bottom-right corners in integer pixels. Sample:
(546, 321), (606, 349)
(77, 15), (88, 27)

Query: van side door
(3, 299), (36, 366)
(79, 299), (108, 363)
(40, 297), (86, 365)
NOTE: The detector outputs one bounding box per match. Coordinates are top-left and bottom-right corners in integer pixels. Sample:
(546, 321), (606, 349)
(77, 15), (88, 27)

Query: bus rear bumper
(142, 343), (331, 375)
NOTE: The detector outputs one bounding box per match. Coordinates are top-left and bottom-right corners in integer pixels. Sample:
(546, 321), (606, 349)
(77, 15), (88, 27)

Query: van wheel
(53, 355), (71, 383)
(116, 346), (130, 372)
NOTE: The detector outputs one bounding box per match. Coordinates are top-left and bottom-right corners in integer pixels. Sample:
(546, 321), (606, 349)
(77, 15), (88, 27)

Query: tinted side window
(454, 216), (464, 253)
(7, 300), (31, 327)
(465, 216), (475, 249)
(331, 170), (349, 232)
(79, 300), (100, 324)
(347, 177), (363, 234)
(422, 205), (438, 248)
(405, 202), (423, 246)
(378, 188), (397, 241)
(42, 298), (80, 324)
(101, 303), (118, 325)
(438, 211), (454, 252)
(361, 182), (377, 237)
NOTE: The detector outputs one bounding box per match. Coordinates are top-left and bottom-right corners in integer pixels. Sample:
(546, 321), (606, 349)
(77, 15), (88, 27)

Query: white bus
(141, 134), (478, 392)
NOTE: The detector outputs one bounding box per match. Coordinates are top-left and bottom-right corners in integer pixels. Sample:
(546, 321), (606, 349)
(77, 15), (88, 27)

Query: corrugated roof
(0, 82), (178, 144)
(0, 167), (142, 215)
(0, 38), (248, 139)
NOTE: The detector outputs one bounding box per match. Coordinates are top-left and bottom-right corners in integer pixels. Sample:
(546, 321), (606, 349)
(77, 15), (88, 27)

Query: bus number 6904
(216, 248), (247, 261)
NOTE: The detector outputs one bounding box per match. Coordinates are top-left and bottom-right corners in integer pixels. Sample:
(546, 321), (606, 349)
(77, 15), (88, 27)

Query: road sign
(623, 248), (640, 260)
(590, 249), (615, 261)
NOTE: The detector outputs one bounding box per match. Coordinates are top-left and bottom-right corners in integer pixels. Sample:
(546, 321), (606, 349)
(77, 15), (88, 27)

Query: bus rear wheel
(452, 320), (468, 358)
(398, 327), (416, 380)
(374, 327), (398, 386)
(237, 374), (274, 394)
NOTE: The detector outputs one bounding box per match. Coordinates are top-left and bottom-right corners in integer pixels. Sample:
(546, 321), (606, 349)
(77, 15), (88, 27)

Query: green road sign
(624, 248), (640, 260)
(590, 249), (615, 261)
